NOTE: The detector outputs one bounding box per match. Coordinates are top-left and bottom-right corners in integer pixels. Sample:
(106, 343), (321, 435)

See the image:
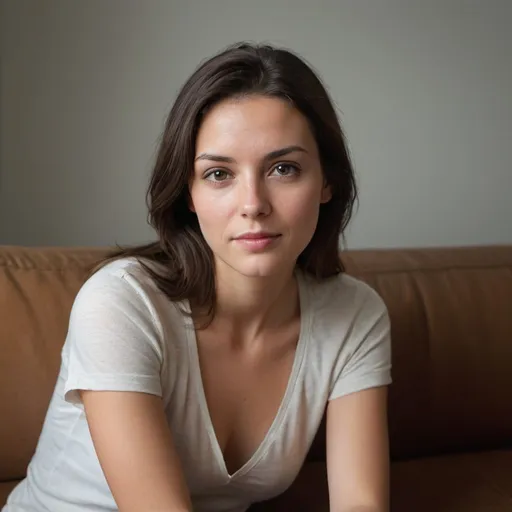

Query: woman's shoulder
(301, 271), (392, 388)
(74, 257), (169, 318)
(87, 256), (150, 282)
(301, 270), (387, 317)
(84, 256), (162, 292)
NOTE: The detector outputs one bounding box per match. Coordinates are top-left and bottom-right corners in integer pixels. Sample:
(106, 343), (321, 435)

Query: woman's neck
(206, 262), (300, 343)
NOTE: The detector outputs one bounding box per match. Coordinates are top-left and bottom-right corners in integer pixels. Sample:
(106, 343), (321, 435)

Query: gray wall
(1, 0), (511, 248)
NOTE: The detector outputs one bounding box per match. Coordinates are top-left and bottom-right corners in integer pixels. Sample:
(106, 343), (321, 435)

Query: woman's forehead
(195, 96), (316, 157)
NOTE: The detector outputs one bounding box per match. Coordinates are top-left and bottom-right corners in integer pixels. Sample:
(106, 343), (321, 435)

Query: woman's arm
(326, 386), (390, 512)
(81, 390), (192, 512)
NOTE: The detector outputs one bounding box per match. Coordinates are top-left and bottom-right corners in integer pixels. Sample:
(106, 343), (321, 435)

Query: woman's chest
(161, 316), (332, 501)
(165, 359), (316, 502)
(196, 329), (299, 476)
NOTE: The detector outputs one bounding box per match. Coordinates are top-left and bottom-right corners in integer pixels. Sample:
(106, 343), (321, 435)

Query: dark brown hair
(97, 41), (357, 323)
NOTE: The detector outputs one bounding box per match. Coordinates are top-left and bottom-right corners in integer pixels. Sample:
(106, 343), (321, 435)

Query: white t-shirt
(4, 258), (392, 512)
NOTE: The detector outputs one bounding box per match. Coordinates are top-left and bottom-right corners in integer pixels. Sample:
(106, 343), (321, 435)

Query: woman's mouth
(233, 232), (281, 251)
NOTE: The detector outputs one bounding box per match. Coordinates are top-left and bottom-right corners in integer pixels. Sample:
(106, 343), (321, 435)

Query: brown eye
(205, 169), (231, 182)
(271, 163), (300, 177)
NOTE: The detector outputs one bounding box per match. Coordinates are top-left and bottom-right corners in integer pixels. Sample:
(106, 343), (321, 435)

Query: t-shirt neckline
(183, 270), (312, 482)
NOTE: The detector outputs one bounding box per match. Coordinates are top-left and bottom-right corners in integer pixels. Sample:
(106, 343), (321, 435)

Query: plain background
(0, 0), (511, 249)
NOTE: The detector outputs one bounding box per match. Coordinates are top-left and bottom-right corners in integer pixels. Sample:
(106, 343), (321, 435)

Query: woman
(5, 42), (392, 512)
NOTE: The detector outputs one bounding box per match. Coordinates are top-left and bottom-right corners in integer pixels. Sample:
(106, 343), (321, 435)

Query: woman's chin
(218, 255), (294, 280)
(233, 262), (284, 279)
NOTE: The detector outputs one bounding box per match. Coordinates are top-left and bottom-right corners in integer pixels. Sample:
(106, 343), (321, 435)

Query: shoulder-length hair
(97, 42), (357, 324)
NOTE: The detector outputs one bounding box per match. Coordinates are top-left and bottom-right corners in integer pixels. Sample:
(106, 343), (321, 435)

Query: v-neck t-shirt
(4, 257), (392, 512)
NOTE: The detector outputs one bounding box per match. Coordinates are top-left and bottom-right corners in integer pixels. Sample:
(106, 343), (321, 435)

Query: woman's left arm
(326, 386), (390, 512)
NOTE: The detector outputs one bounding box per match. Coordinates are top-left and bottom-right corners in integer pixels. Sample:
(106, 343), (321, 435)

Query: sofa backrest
(342, 245), (512, 461)
(1, 245), (512, 481)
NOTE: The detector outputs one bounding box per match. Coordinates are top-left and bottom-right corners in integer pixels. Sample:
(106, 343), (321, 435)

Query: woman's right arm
(63, 266), (193, 511)
(81, 389), (192, 512)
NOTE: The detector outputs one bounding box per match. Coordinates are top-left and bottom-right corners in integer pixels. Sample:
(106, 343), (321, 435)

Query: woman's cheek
(288, 189), (322, 225)
(196, 204), (233, 247)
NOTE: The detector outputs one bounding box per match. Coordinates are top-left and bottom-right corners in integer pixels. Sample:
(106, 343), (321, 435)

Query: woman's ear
(187, 190), (196, 212)
(320, 181), (332, 204)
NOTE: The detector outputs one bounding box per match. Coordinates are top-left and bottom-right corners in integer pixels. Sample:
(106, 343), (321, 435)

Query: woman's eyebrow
(194, 145), (308, 164)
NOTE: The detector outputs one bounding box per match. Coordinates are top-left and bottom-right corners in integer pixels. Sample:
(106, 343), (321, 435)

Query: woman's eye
(271, 163), (299, 177)
(205, 170), (230, 182)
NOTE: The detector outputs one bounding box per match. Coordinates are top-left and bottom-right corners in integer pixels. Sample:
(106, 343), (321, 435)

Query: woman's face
(189, 95), (331, 279)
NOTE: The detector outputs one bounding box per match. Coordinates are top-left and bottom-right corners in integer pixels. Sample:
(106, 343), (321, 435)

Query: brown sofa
(1, 244), (511, 511)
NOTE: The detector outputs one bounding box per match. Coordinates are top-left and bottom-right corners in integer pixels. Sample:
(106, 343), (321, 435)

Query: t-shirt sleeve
(329, 286), (392, 401)
(63, 266), (164, 407)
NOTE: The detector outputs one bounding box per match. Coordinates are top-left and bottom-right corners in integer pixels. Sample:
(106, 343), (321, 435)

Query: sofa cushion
(391, 449), (512, 511)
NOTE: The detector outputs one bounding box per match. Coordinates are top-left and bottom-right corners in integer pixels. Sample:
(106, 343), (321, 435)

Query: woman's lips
(233, 233), (281, 251)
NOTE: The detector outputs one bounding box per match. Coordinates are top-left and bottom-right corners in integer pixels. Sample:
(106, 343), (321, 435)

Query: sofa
(1, 244), (511, 511)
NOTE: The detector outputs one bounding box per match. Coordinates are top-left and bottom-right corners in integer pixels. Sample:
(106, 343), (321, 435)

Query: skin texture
(82, 96), (389, 511)
(80, 390), (193, 512)
(327, 387), (390, 512)
(190, 95), (331, 284)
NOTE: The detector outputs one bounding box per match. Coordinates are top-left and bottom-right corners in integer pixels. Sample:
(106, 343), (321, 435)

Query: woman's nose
(239, 180), (272, 218)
